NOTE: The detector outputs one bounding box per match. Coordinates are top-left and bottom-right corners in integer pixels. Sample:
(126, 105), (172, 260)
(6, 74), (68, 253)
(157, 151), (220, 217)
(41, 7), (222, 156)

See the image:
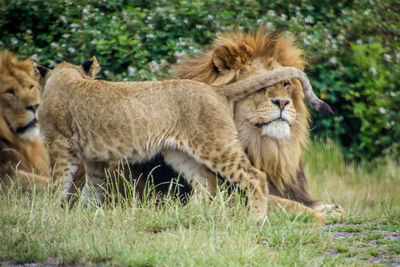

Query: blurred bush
(0, 0), (399, 160)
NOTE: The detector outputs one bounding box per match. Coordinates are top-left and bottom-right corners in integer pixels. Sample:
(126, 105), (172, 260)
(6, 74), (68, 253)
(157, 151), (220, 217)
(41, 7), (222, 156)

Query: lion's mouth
(16, 118), (38, 134)
(255, 118), (289, 128)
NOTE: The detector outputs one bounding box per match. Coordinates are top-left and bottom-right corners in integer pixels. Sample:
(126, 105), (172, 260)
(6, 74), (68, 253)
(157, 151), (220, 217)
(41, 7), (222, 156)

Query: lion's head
(0, 50), (42, 142)
(173, 29), (318, 194)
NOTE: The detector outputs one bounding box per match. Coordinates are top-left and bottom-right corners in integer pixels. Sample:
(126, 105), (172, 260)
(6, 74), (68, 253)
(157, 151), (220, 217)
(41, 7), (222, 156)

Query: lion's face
(234, 78), (300, 139)
(222, 58), (307, 140)
(0, 66), (41, 141)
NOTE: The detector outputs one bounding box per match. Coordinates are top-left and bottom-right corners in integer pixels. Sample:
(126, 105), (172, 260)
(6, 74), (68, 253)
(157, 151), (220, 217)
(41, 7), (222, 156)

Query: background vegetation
(1, 0), (399, 160)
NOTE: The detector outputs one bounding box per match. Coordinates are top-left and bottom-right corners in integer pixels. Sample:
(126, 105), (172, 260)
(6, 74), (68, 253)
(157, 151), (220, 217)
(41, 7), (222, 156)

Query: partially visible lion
(0, 50), (50, 190)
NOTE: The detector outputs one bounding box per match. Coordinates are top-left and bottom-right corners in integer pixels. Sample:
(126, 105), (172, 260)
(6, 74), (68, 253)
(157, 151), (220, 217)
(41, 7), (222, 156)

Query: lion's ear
(211, 43), (253, 73)
(81, 56), (100, 78)
(33, 64), (51, 89)
(211, 46), (234, 73)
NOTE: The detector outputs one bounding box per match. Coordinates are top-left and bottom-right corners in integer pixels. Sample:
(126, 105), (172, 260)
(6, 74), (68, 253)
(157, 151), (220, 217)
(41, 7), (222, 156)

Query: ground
(0, 140), (399, 266)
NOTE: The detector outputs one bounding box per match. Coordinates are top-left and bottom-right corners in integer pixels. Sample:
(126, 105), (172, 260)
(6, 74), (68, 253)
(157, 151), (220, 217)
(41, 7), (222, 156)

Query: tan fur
(39, 59), (274, 219)
(64, 56), (332, 221)
(173, 28), (344, 216)
(0, 50), (50, 189)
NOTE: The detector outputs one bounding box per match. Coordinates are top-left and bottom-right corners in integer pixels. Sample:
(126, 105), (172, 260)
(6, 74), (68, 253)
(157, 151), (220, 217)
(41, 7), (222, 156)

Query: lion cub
(38, 58), (278, 218)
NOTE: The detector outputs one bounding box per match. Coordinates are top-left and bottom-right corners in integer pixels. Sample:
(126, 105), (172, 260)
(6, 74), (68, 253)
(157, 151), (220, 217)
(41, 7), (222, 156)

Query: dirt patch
(324, 223), (400, 266)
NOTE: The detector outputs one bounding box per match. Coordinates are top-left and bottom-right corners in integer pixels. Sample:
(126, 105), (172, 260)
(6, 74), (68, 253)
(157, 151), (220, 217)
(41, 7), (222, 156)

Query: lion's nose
(26, 104), (39, 112)
(271, 99), (290, 110)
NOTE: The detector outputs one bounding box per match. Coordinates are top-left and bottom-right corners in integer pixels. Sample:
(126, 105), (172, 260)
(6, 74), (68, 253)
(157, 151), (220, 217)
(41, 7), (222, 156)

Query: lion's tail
(217, 67), (333, 114)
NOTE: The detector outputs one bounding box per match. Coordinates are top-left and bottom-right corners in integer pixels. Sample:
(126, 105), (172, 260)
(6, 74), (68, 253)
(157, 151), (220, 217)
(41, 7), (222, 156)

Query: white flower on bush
(396, 52), (400, 60)
(128, 66), (137, 76)
(90, 39), (97, 45)
(159, 59), (168, 68)
(369, 67), (377, 76)
(68, 47), (76, 54)
(146, 34), (154, 39)
(149, 61), (161, 72)
(174, 50), (186, 59)
(329, 57), (337, 65)
(62, 33), (70, 39)
(83, 7), (90, 14)
(383, 54), (391, 62)
(304, 16), (314, 24)
(378, 107), (386, 114)
(31, 54), (39, 62)
(390, 91), (395, 97)
(356, 39), (362, 45)
(280, 14), (287, 21)
(50, 42), (59, 48)
(11, 37), (19, 45)
(59, 16), (67, 24)
(265, 22), (274, 30)
(267, 10), (276, 17)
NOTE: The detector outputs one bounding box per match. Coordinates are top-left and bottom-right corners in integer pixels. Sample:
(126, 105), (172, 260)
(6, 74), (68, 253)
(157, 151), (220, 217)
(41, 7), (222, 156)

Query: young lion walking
(38, 58), (325, 219)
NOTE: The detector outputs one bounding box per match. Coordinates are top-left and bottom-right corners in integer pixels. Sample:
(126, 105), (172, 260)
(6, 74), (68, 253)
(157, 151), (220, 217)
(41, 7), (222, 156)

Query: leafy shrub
(0, 0), (398, 160)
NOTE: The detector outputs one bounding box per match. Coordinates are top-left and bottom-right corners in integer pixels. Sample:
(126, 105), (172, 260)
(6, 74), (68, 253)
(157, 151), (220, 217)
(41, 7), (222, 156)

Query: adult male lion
(125, 29), (343, 215)
(172, 29), (344, 214)
(0, 50), (50, 189)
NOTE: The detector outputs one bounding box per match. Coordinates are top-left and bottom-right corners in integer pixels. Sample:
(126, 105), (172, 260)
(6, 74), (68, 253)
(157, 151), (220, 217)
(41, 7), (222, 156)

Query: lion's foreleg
(48, 136), (81, 199)
(268, 195), (327, 223)
(81, 161), (108, 205)
(15, 170), (49, 189)
(162, 149), (221, 199)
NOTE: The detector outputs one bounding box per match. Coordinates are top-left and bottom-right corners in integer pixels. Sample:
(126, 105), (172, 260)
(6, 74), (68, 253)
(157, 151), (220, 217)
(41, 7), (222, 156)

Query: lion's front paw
(313, 203), (346, 217)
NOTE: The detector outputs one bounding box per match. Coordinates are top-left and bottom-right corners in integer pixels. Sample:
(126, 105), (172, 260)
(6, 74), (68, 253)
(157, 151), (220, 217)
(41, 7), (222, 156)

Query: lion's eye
(5, 88), (15, 95)
(283, 81), (291, 89)
(29, 85), (34, 90)
(256, 86), (267, 93)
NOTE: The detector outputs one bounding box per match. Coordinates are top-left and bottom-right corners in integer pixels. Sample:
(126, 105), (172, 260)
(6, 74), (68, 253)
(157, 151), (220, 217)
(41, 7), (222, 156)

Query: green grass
(1, 140), (399, 266)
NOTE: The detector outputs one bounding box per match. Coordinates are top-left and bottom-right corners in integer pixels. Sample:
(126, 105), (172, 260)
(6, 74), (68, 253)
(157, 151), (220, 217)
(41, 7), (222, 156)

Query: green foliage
(0, 0), (399, 160)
